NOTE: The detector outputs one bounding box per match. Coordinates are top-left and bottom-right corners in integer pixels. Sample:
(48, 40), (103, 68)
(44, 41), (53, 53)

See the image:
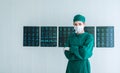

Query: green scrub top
(64, 32), (94, 73)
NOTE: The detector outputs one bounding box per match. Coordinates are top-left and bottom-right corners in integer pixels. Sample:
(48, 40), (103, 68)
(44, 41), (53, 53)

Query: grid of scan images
(23, 26), (114, 48)
(96, 26), (114, 47)
(58, 26), (95, 47)
(41, 26), (57, 47)
(59, 27), (74, 47)
(23, 26), (39, 46)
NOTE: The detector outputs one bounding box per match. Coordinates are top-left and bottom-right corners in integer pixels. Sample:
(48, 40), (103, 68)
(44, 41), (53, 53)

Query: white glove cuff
(64, 47), (69, 51)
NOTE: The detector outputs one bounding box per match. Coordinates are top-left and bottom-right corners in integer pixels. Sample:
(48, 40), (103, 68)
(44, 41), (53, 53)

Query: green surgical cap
(73, 14), (85, 23)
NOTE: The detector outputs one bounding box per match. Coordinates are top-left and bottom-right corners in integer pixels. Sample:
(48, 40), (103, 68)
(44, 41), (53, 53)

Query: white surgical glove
(63, 47), (69, 51)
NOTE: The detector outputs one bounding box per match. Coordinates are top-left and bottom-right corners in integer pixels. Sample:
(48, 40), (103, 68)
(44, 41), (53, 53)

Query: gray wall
(0, 0), (120, 73)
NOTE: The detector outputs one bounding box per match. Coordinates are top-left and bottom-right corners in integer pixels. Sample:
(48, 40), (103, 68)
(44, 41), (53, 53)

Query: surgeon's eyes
(74, 23), (77, 26)
(74, 23), (82, 26)
(79, 23), (82, 25)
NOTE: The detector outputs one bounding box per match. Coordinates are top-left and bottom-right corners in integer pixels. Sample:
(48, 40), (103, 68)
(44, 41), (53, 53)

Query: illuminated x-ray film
(41, 26), (57, 47)
(96, 26), (114, 47)
(58, 26), (95, 47)
(84, 27), (95, 37)
(59, 27), (74, 47)
(23, 26), (114, 48)
(23, 26), (39, 46)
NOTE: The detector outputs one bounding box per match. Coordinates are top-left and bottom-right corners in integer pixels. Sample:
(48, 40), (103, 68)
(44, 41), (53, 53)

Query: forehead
(74, 21), (84, 24)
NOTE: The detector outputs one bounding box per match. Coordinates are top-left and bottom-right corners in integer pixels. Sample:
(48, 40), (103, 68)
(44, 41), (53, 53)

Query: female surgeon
(64, 14), (94, 73)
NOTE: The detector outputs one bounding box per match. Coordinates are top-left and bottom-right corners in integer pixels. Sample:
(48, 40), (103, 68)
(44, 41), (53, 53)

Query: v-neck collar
(75, 32), (86, 37)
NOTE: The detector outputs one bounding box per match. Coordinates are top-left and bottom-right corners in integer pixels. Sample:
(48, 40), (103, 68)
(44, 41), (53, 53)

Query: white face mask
(74, 26), (84, 33)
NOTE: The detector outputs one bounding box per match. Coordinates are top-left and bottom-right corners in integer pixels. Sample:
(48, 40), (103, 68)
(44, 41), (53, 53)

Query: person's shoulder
(85, 32), (94, 39)
(68, 33), (76, 38)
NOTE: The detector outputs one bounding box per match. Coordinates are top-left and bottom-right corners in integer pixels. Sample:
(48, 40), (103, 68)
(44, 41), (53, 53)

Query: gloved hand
(63, 47), (69, 51)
